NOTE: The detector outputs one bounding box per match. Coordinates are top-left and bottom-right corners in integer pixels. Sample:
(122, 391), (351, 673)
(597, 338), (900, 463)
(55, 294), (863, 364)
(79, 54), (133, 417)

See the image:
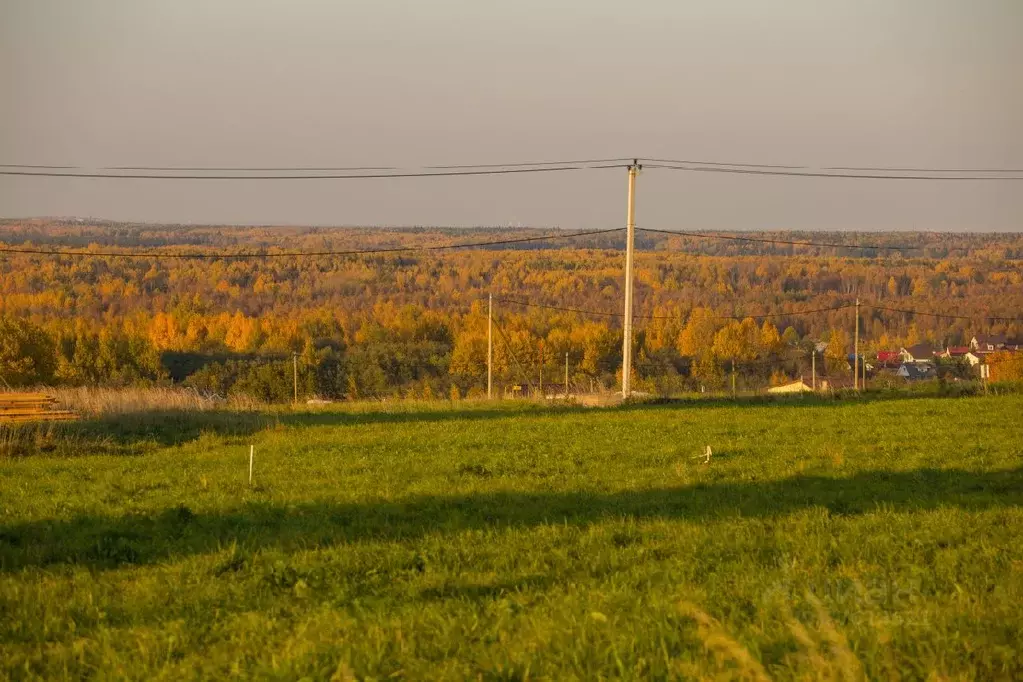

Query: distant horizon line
(1, 216), (1021, 235)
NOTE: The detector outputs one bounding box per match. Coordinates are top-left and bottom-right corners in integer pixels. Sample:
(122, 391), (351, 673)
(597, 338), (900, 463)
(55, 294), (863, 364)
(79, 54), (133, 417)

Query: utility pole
(731, 359), (737, 397)
(862, 345), (867, 390)
(565, 352), (569, 399)
(812, 349), (817, 391)
(292, 352), (298, 404)
(487, 293), (493, 400)
(854, 298), (860, 391)
(538, 341), (543, 398)
(621, 160), (640, 399)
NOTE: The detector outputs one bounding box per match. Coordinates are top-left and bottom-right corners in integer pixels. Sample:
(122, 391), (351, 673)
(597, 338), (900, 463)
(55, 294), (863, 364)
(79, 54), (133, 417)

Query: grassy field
(1, 394), (1022, 680)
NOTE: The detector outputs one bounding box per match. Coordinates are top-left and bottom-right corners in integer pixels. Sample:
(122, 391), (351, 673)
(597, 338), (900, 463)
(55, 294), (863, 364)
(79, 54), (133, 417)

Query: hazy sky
(1, 0), (1021, 230)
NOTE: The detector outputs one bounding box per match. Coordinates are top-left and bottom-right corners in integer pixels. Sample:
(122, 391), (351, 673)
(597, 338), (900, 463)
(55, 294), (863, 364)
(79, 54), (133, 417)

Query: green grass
(2, 395), (1022, 680)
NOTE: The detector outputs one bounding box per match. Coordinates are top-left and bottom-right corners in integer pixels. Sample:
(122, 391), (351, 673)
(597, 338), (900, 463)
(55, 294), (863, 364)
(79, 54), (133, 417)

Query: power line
(0, 227), (626, 260)
(641, 157), (811, 170)
(865, 303), (1023, 323)
(0, 164), (626, 180)
(644, 163), (1023, 181)
(425, 158), (634, 170)
(637, 227), (922, 251)
(0, 164), (79, 169)
(501, 296), (1023, 324)
(639, 157), (1023, 174)
(8, 156), (1021, 175)
(108, 165), (400, 172)
(823, 165), (1023, 174)
(0, 158), (634, 173)
(495, 298), (623, 318)
(496, 297), (857, 320)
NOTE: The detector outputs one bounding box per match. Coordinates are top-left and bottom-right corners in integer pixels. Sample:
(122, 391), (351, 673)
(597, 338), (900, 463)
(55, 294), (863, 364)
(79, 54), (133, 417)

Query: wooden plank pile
(0, 393), (78, 423)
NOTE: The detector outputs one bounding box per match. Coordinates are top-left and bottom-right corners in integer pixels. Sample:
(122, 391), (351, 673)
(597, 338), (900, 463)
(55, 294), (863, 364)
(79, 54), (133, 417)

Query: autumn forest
(2, 219), (1022, 400)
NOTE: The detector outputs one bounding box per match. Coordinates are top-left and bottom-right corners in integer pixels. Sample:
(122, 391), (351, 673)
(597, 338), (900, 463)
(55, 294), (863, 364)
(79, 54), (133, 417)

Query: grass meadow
(1, 394), (1022, 680)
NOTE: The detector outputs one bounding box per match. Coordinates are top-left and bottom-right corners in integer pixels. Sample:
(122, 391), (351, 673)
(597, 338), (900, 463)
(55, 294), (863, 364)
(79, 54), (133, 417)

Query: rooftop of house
(972, 334), (1008, 347)
(899, 362), (938, 379)
(902, 343), (937, 359)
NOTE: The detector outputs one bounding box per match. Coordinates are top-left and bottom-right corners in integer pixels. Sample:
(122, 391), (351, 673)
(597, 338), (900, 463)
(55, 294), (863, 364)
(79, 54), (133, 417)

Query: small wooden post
(731, 359), (736, 397)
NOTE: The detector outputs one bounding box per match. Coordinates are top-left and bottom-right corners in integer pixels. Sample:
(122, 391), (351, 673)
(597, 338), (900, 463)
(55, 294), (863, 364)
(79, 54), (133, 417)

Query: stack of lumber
(0, 393), (78, 423)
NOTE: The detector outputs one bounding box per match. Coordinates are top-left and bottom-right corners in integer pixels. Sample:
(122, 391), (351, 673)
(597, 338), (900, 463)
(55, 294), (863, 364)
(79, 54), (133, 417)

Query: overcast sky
(1, 0), (1021, 231)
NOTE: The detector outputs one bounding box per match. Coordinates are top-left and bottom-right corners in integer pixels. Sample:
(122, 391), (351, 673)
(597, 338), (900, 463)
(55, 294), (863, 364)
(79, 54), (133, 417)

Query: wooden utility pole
(538, 341), (543, 398)
(487, 293), (493, 400)
(731, 359), (736, 397)
(621, 160), (640, 399)
(854, 298), (860, 391)
(812, 349), (817, 391)
(862, 345), (867, 390)
(292, 352), (298, 404)
(564, 352), (569, 399)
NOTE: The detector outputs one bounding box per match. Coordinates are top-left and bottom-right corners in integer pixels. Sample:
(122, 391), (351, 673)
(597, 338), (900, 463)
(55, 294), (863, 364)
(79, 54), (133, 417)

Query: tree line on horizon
(1, 223), (1021, 399)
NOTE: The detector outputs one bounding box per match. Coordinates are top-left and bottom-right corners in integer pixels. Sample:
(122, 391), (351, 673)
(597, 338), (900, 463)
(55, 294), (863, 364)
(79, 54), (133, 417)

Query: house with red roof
(876, 350), (901, 369)
(941, 346), (970, 359)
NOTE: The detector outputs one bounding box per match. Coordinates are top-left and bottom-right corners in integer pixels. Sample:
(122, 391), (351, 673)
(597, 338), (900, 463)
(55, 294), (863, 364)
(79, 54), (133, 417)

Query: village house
(964, 352), (984, 367)
(970, 335), (1006, 353)
(941, 346), (970, 359)
(767, 379), (814, 394)
(876, 350), (901, 370)
(899, 343), (937, 363)
(897, 362), (937, 380)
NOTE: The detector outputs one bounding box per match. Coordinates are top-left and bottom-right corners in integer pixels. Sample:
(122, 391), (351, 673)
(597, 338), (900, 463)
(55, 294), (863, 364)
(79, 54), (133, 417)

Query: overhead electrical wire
(0, 158), (635, 173)
(0, 164), (627, 180)
(495, 298), (857, 321)
(4, 155), (1022, 179)
(640, 157), (811, 170)
(823, 165), (1023, 174)
(425, 157), (635, 170)
(497, 298), (1023, 323)
(495, 298), (622, 319)
(864, 303), (1023, 323)
(107, 165), (400, 172)
(0, 163), (79, 169)
(0, 227), (626, 260)
(637, 227), (922, 251)
(639, 157), (1023, 174)
(643, 162), (1023, 181)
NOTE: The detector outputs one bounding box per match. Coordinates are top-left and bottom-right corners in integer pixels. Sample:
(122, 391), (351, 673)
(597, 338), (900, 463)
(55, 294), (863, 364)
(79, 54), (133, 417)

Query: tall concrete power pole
(621, 160), (640, 399)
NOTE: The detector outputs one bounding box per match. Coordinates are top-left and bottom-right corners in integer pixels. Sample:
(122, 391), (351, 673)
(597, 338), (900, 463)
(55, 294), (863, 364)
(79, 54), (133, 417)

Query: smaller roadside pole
(292, 352), (299, 404)
(565, 352), (570, 399)
(853, 298), (860, 391)
(487, 293), (493, 399)
(863, 343), (868, 389)
(538, 341), (543, 397)
(811, 349), (817, 390)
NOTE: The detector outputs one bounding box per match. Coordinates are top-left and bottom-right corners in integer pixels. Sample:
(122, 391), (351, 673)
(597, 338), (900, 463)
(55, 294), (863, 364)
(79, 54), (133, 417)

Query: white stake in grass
(691, 445), (712, 464)
(249, 444), (254, 485)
